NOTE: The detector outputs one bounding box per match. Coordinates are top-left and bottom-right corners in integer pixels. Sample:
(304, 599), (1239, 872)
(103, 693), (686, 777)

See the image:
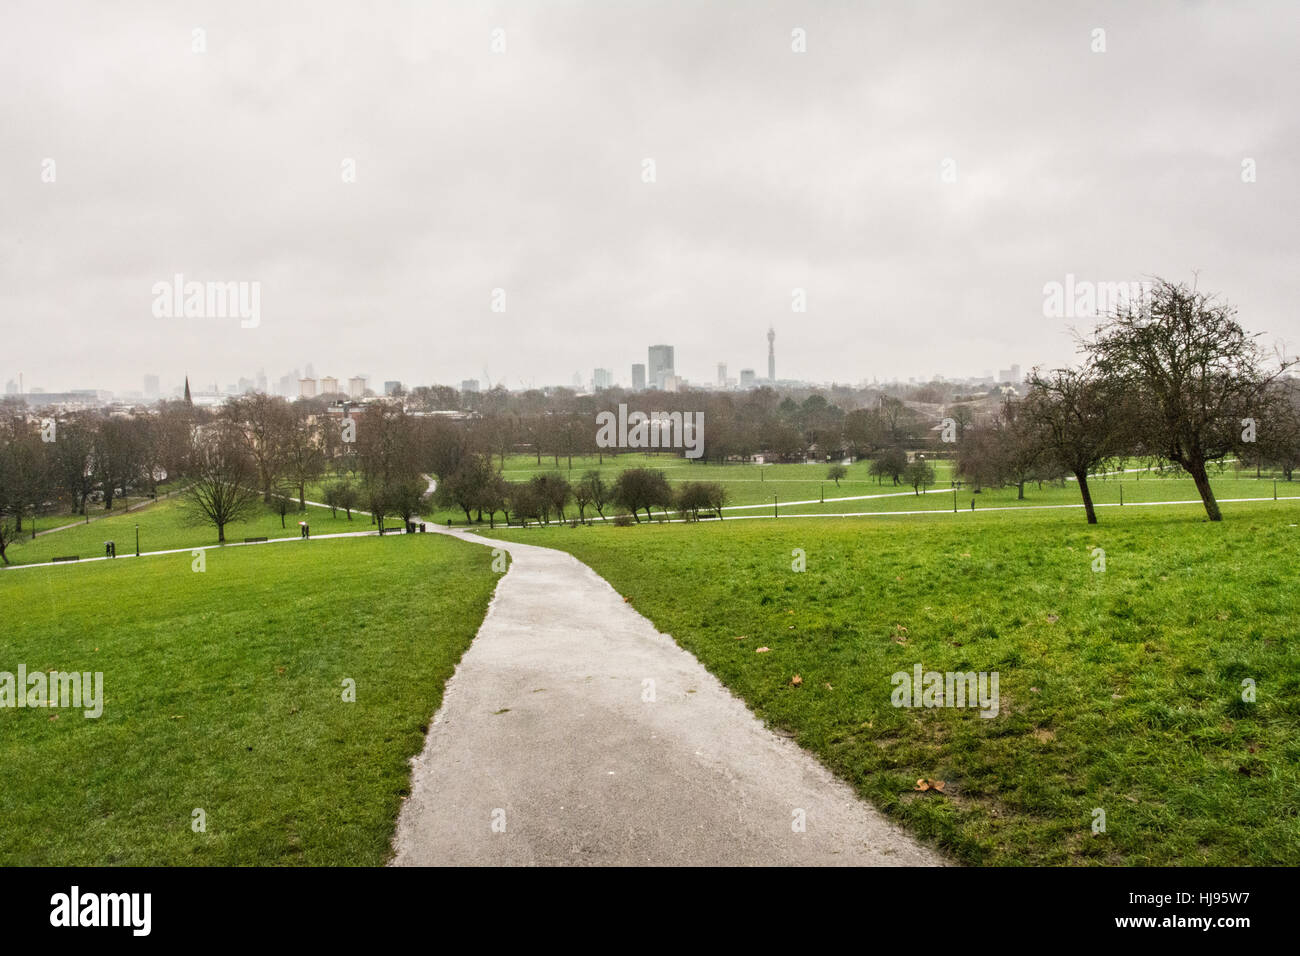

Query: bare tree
(227, 393), (293, 502)
(51, 416), (96, 515)
(1023, 364), (1130, 524)
(1087, 278), (1292, 521)
(282, 407), (325, 511)
(185, 424), (260, 543)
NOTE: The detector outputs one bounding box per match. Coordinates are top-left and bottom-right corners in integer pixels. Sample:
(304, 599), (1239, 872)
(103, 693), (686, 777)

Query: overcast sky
(2, 0), (1297, 396)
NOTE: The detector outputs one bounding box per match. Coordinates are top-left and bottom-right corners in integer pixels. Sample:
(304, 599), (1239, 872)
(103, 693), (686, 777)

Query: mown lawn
(486, 501), (1300, 865)
(0, 535), (498, 865)
(4, 493), (371, 566)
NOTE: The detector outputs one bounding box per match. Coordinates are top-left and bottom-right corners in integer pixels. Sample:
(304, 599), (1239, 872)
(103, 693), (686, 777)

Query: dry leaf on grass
(914, 778), (946, 793)
(790, 674), (802, 686)
(756, 646), (770, 653)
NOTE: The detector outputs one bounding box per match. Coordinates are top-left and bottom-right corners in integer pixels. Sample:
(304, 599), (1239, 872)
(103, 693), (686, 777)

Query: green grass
(5, 493), (373, 566)
(0, 535), (499, 865)
(414, 453), (1294, 524)
(485, 500), (1300, 865)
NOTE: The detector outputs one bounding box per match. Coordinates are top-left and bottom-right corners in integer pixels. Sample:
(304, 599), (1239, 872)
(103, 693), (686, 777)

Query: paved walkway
(390, 527), (943, 866)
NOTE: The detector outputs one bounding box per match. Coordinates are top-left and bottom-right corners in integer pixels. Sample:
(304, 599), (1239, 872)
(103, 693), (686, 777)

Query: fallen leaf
(734, 635), (748, 641)
(790, 674), (803, 686)
(824, 683), (833, 690)
(756, 646), (770, 653)
(915, 779), (930, 791)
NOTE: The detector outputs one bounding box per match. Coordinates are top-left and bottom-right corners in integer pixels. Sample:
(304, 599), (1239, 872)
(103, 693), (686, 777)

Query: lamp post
(135, 523), (140, 557)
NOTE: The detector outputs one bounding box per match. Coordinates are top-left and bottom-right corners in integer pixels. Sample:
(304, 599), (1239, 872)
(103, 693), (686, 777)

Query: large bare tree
(185, 423), (260, 543)
(227, 393), (293, 502)
(1087, 279), (1292, 521)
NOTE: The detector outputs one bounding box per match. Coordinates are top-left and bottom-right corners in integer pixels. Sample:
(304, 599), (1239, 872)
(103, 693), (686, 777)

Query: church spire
(183, 375), (192, 406)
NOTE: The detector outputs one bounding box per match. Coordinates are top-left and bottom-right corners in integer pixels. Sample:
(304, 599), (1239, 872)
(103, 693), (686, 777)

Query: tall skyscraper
(143, 374), (160, 397)
(648, 344), (674, 390)
(767, 326), (776, 382)
(631, 363), (646, 391)
(716, 362), (727, 386)
(593, 368), (612, 390)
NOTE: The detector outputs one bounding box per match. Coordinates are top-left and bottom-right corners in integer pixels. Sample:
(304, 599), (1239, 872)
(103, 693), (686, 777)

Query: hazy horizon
(3, 0), (1297, 394)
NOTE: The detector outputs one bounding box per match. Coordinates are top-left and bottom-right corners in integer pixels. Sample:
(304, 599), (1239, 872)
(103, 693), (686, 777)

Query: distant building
(631, 364), (646, 391)
(593, 368), (612, 390)
(662, 374), (680, 392)
(384, 380), (402, 396)
(648, 344), (674, 389)
(767, 327), (776, 382)
(461, 379), (480, 394)
(716, 362), (727, 386)
(347, 376), (367, 398)
(997, 364), (1022, 383)
(740, 368), (756, 388)
(277, 371), (299, 396)
(299, 378), (317, 398)
(319, 376), (340, 395)
(143, 374), (160, 397)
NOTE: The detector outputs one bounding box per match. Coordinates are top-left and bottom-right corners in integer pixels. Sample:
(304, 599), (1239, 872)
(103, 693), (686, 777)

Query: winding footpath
(390, 526), (943, 866)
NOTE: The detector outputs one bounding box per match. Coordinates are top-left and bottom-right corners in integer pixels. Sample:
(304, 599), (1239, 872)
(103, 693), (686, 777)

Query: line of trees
(957, 279), (1297, 523)
(4, 279), (1296, 552)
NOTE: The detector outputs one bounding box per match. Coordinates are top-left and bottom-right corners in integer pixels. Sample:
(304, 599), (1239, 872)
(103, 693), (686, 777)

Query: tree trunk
(1075, 471), (1098, 524)
(217, 523), (226, 543)
(1186, 459), (1223, 521)
(1017, 481), (1025, 500)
